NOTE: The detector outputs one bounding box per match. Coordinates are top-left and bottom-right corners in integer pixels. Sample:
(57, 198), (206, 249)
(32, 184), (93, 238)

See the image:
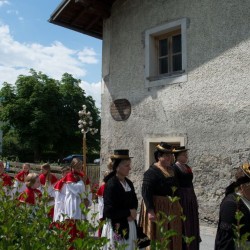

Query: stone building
(50, 0), (250, 224)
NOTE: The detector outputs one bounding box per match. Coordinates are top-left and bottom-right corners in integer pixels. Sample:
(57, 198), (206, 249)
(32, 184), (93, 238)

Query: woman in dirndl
(139, 142), (182, 250)
(172, 146), (200, 250)
(102, 149), (138, 250)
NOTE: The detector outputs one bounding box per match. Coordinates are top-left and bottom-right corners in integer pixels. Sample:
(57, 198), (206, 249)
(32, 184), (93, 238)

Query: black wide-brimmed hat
(155, 142), (173, 153)
(172, 146), (189, 154)
(110, 149), (133, 160)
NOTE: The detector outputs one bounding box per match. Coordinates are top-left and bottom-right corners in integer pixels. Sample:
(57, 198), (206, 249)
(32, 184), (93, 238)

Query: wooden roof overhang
(49, 0), (117, 40)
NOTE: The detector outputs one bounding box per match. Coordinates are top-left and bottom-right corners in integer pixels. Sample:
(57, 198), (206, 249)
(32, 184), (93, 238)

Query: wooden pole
(83, 133), (87, 174)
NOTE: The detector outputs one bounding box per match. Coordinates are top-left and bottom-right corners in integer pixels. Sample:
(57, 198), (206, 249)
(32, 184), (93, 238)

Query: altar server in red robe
(13, 163), (30, 195)
(18, 173), (42, 205)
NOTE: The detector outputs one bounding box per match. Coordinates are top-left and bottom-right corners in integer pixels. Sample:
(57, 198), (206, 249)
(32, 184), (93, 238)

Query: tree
(55, 73), (100, 161)
(0, 69), (100, 162)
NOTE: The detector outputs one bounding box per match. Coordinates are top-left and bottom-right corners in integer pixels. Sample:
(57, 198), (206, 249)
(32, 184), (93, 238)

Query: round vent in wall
(110, 99), (131, 121)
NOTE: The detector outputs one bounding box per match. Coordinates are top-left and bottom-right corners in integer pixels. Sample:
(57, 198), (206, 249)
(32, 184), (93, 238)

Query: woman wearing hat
(215, 162), (250, 249)
(101, 149), (139, 250)
(139, 142), (182, 250)
(172, 146), (200, 250)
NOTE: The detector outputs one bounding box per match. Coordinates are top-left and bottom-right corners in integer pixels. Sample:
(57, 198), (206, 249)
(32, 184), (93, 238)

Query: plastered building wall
(100, 0), (250, 224)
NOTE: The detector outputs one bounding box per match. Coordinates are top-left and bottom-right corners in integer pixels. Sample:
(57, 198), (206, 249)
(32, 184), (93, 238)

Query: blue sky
(0, 0), (102, 108)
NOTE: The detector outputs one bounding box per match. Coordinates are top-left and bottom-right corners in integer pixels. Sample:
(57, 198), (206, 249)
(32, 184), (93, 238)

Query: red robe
(15, 170), (29, 182)
(39, 173), (58, 186)
(54, 178), (64, 191)
(54, 171), (85, 191)
(18, 187), (42, 205)
(96, 184), (105, 197)
(0, 172), (13, 187)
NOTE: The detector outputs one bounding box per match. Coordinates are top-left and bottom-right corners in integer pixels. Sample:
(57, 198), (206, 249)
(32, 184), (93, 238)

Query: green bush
(0, 187), (108, 250)
(2, 186), (248, 250)
(233, 196), (250, 250)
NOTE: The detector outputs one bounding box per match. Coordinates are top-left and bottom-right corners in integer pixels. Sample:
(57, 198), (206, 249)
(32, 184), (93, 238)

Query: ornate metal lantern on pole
(78, 105), (98, 174)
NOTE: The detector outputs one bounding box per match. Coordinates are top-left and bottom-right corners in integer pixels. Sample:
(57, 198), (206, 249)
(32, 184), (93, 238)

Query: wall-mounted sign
(110, 99), (131, 121)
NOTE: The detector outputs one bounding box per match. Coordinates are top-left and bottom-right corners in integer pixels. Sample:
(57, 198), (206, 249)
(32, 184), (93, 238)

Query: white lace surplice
(64, 180), (87, 220)
(98, 196), (104, 219)
(13, 180), (26, 194)
(53, 184), (66, 222)
(53, 180), (92, 222)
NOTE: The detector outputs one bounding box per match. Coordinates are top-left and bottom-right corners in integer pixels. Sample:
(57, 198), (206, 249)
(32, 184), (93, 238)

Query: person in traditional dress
(215, 162), (250, 250)
(18, 173), (42, 205)
(172, 146), (200, 250)
(101, 150), (138, 250)
(139, 142), (182, 250)
(39, 163), (58, 218)
(53, 158), (91, 243)
(0, 161), (13, 196)
(13, 163), (30, 195)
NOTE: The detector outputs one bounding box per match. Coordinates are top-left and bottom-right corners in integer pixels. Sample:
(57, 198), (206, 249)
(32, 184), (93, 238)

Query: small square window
(145, 18), (188, 88)
(156, 30), (182, 75)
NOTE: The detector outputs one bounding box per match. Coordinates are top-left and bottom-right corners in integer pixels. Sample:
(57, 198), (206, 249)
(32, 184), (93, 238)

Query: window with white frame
(145, 18), (188, 88)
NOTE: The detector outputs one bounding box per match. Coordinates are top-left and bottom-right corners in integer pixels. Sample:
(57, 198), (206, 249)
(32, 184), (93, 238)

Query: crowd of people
(0, 159), (93, 248)
(0, 143), (250, 250)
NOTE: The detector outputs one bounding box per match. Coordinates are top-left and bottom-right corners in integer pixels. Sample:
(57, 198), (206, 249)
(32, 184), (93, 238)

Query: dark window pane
(159, 39), (168, 56)
(172, 34), (181, 53)
(173, 54), (182, 71)
(159, 58), (168, 74)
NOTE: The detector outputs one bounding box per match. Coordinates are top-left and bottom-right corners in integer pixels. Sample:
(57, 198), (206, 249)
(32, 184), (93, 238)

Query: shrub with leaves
(233, 196), (250, 250)
(150, 187), (195, 250)
(0, 185), (108, 250)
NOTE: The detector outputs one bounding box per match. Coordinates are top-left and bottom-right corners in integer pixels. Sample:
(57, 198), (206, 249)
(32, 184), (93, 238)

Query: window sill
(145, 71), (187, 88)
(146, 70), (185, 82)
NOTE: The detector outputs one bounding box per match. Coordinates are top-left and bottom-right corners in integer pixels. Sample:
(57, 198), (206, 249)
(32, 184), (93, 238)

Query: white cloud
(6, 9), (18, 15)
(0, 0), (9, 7)
(0, 24), (101, 107)
(80, 81), (101, 109)
(6, 9), (24, 21)
(77, 47), (98, 64)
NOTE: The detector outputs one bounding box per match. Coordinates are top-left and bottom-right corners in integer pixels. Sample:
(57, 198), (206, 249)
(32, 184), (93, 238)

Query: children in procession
(1, 154), (250, 250)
